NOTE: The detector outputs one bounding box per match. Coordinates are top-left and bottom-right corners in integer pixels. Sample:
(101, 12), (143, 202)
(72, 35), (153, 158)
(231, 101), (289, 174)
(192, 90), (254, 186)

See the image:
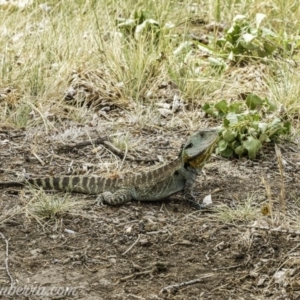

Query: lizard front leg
(183, 178), (203, 210)
(96, 188), (133, 206)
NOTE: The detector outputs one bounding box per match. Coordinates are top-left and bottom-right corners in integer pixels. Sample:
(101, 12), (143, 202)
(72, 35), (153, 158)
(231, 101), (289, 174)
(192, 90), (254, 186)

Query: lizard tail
(0, 181), (25, 187)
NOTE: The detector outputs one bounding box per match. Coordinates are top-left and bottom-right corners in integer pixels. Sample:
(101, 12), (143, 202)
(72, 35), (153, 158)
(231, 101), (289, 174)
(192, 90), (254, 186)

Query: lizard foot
(95, 192), (112, 206)
(188, 200), (204, 210)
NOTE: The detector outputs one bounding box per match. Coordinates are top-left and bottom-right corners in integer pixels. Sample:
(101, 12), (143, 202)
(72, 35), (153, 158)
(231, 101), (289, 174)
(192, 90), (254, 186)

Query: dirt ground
(0, 125), (300, 300)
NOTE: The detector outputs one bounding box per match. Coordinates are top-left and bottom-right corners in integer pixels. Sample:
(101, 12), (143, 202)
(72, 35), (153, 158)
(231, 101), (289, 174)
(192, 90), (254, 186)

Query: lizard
(0, 128), (219, 209)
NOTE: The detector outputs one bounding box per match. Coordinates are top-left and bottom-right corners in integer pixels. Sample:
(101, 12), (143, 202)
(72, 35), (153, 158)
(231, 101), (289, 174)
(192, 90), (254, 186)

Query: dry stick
(275, 144), (286, 225)
(160, 274), (215, 294)
(212, 264), (243, 271)
(265, 250), (299, 292)
(56, 137), (108, 152)
(122, 234), (141, 256)
(225, 223), (300, 236)
(120, 269), (154, 282)
(287, 243), (300, 255)
(31, 150), (45, 166)
(126, 294), (146, 300)
(0, 232), (14, 288)
(57, 137), (158, 163)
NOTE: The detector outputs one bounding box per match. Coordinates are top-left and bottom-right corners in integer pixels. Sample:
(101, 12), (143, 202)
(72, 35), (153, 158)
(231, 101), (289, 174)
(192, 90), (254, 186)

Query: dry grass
(1, 0), (300, 230)
(0, 0), (299, 131)
(216, 195), (260, 223)
(1, 2), (300, 297)
(25, 189), (85, 221)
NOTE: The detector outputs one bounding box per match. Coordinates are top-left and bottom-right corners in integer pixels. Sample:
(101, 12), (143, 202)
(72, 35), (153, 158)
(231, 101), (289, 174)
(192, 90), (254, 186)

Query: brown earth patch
(0, 126), (300, 299)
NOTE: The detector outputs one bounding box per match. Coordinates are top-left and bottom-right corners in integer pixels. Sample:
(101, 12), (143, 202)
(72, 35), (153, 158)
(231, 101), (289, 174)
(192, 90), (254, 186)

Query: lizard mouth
(185, 137), (219, 171)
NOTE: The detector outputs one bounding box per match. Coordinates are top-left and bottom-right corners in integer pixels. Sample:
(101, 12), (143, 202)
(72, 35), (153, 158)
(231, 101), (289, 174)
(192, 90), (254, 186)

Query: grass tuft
(26, 189), (85, 221)
(216, 196), (259, 223)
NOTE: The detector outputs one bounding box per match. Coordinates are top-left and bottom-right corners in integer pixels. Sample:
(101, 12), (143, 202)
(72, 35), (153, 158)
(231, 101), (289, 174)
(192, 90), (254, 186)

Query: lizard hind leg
(96, 189), (133, 206)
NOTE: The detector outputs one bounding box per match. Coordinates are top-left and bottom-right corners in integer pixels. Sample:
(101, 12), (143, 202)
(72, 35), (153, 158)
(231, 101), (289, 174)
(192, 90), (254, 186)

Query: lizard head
(182, 128), (219, 173)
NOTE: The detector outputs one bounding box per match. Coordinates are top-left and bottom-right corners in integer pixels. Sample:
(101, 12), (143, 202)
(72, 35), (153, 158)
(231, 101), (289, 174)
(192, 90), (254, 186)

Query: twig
(145, 230), (168, 235)
(160, 274), (215, 294)
(120, 269), (154, 282)
(287, 243), (300, 255)
(0, 232), (14, 288)
(56, 137), (158, 163)
(31, 150), (45, 166)
(122, 234), (140, 256)
(211, 188), (222, 194)
(212, 264), (243, 271)
(225, 223), (300, 235)
(56, 136), (108, 152)
(127, 294), (146, 300)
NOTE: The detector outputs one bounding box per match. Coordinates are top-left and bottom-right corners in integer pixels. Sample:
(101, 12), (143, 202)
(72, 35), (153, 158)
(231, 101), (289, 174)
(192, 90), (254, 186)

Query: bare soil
(0, 125), (300, 300)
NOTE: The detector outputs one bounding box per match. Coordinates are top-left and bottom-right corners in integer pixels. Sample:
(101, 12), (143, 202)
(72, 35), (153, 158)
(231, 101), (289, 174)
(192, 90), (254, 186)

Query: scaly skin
(0, 129), (219, 209)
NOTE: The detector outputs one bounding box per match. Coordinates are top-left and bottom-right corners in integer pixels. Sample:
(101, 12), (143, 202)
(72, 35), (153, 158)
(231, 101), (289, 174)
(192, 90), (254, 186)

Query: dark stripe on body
(62, 177), (70, 191)
(89, 177), (96, 193)
(71, 177), (81, 190)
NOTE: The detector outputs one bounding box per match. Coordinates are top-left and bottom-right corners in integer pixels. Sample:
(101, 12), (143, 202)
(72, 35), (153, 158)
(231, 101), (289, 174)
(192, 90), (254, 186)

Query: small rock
(139, 238), (150, 246)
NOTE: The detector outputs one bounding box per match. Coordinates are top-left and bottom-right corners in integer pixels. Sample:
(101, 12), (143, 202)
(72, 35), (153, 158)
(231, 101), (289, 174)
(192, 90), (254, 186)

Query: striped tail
(28, 176), (99, 194)
(0, 181), (24, 187)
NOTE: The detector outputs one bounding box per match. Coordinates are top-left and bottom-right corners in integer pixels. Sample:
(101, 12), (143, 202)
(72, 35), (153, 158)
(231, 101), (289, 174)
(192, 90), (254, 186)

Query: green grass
(0, 0), (300, 133)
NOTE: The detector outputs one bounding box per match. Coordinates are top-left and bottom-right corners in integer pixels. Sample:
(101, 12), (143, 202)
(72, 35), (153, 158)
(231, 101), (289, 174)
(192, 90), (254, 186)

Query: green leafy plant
(117, 10), (164, 41)
(202, 94), (291, 159)
(216, 13), (278, 62)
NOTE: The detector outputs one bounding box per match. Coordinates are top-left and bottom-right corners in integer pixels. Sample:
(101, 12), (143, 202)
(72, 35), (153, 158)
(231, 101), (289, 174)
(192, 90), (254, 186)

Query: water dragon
(0, 129), (219, 209)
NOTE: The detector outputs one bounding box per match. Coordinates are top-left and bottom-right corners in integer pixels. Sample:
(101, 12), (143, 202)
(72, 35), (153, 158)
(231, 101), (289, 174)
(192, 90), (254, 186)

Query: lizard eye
(184, 142), (193, 149)
(199, 132), (205, 138)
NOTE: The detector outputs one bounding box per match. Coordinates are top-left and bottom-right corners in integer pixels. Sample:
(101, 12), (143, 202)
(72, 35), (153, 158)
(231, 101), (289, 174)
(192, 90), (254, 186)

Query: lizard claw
(189, 200), (213, 210)
(95, 195), (105, 206)
(188, 200), (203, 210)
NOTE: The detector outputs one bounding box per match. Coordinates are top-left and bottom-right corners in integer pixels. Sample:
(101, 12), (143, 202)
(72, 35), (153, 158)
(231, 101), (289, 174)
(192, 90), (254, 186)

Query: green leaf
(222, 129), (237, 142)
(261, 27), (277, 37)
(225, 112), (239, 125)
(202, 103), (217, 117)
(259, 133), (270, 143)
(248, 127), (258, 137)
(219, 147), (234, 158)
(208, 57), (226, 67)
(242, 33), (255, 43)
(246, 94), (264, 109)
(258, 122), (268, 133)
(283, 121), (291, 133)
(240, 34), (258, 50)
(265, 98), (277, 112)
(215, 100), (228, 114)
(202, 103), (210, 112)
(228, 102), (242, 113)
(223, 117), (230, 127)
(271, 117), (281, 126)
(234, 145), (245, 156)
(118, 19), (136, 30)
(135, 19), (160, 40)
(256, 13), (266, 28)
(228, 51), (235, 61)
(231, 140), (241, 149)
(263, 41), (276, 54)
(218, 140), (228, 152)
(135, 10), (152, 24)
(242, 136), (262, 159)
